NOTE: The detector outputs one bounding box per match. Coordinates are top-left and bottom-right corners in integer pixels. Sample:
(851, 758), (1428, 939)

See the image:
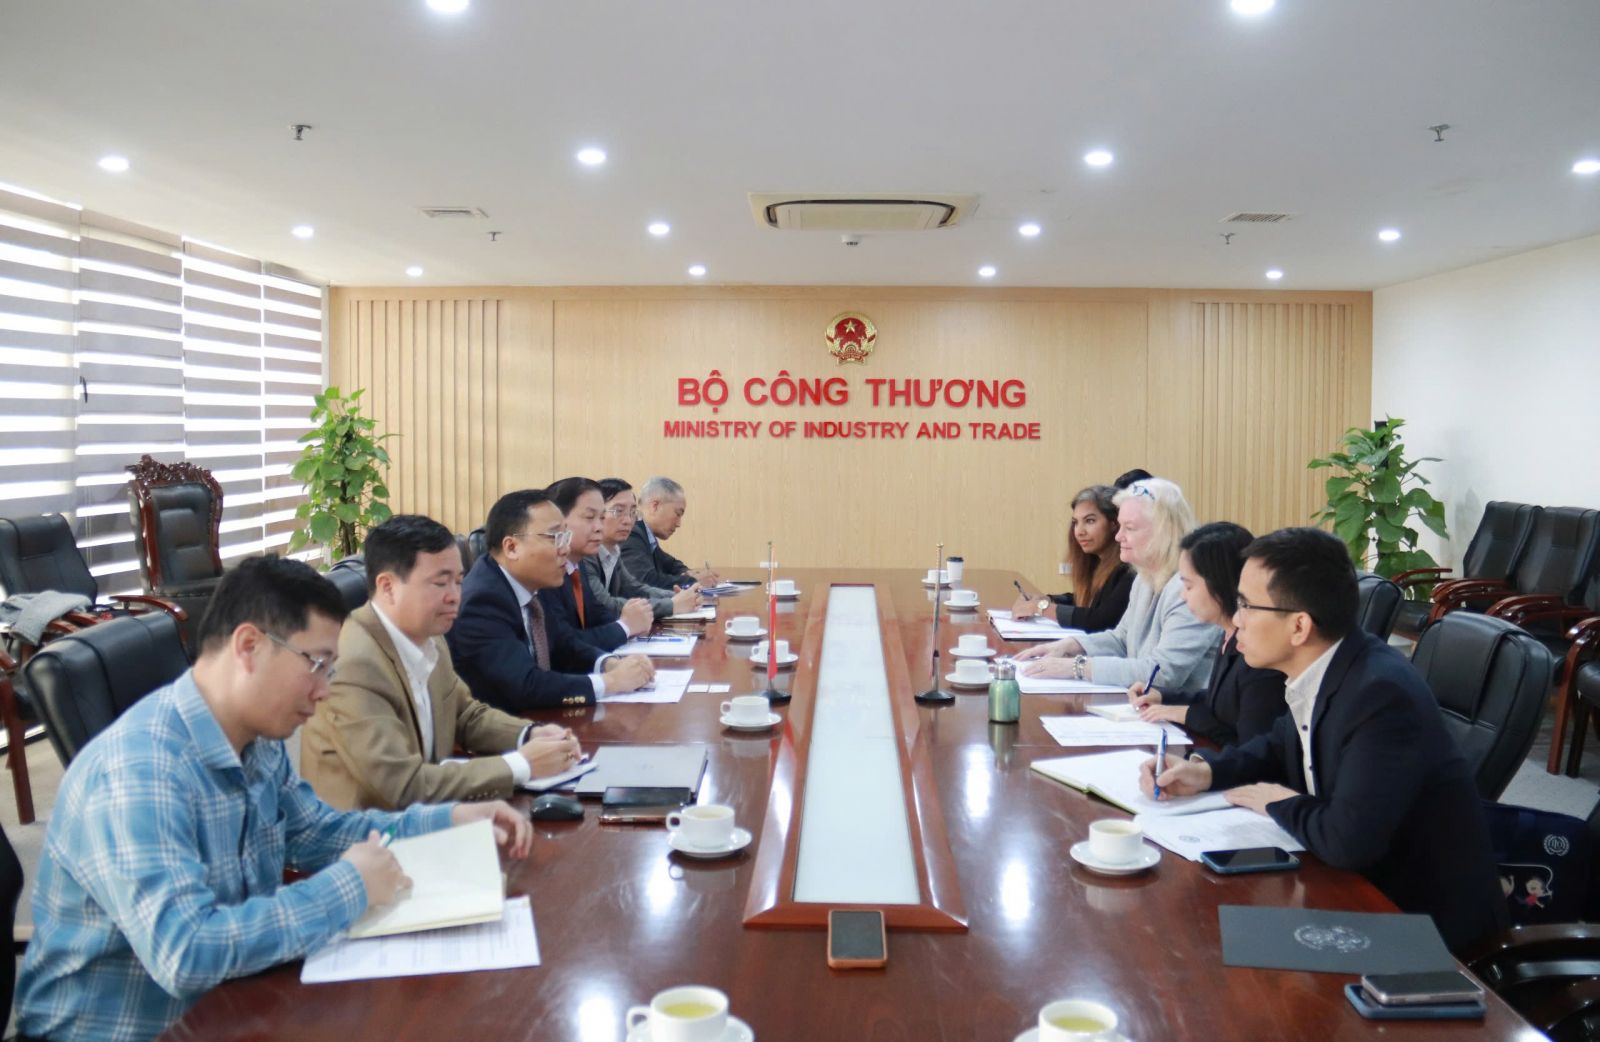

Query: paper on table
(1134, 807), (1304, 862)
(600, 668), (694, 704)
(1085, 701), (1142, 722)
(663, 606), (716, 622)
(522, 758), (596, 792)
(700, 582), (752, 596)
(303, 896), (539, 983)
(1038, 715), (1192, 748)
(1030, 749), (1231, 817)
(614, 634), (698, 657)
(1010, 667), (1127, 696)
(986, 609), (1084, 641)
(346, 819), (503, 939)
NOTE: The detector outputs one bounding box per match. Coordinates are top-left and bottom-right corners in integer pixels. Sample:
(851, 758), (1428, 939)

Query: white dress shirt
(597, 543), (622, 586)
(1283, 639), (1342, 796)
(494, 561), (607, 698)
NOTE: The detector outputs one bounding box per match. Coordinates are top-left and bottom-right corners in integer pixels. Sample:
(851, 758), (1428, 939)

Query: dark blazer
(1166, 633), (1286, 747)
(1048, 563), (1134, 633)
(538, 567), (627, 652)
(620, 521), (695, 590)
(1204, 629), (1507, 951)
(446, 555), (603, 712)
(581, 553), (677, 619)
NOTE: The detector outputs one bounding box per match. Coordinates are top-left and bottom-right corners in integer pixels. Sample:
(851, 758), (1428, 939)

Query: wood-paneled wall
(329, 287), (1369, 590)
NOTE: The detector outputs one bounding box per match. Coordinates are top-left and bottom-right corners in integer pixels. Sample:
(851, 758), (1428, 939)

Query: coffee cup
(727, 615), (761, 637)
(769, 578), (797, 596)
(947, 588), (980, 607)
(665, 804), (736, 851)
(925, 568), (950, 584)
(945, 556), (964, 583)
(1087, 819), (1144, 865)
(750, 639), (790, 662)
(956, 633), (992, 656)
(625, 985), (729, 1042)
(721, 694), (770, 724)
(953, 658), (991, 684)
(1038, 999), (1119, 1041)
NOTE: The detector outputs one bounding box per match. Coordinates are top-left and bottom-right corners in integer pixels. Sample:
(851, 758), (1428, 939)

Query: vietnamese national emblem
(825, 312), (877, 365)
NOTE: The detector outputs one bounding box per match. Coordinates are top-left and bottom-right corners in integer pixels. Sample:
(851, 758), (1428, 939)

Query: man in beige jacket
(302, 514), (579, 811)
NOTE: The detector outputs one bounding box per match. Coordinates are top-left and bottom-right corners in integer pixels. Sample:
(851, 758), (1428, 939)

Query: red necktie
(571, 571), (587, 628)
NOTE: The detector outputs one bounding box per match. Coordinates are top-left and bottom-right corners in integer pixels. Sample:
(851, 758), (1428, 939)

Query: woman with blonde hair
(1010, 484), (1134, 633)
(1014, 478), (1218, 689)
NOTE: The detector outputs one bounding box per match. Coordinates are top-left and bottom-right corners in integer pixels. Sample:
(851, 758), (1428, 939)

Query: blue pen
(1143, 663), (1161, 698)
(1155, 729), (1168, 800)
(379, 824), (398, 848)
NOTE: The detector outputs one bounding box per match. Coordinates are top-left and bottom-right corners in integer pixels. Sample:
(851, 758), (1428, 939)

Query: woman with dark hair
(1130, 521), (1286, 747)
(1009, 484), (1134, 633)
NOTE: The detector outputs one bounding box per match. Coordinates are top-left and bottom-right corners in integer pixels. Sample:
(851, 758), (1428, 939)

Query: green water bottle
(988, 660), (1020, 724)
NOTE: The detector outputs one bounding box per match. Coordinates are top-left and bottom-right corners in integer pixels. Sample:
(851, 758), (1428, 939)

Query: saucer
(724, 627), (767, 641)
(921, 578), (952, 588)
(1069, 839), (1161, 877)
(946, 599), (980, 611)
(721, 710), (782, 730)
(950, 646), (995, 658)
(628, 1014), (754, 1042)
(1013, 1028), (1126, 1042)
(767, 589), (801, 600)
(669, 826), (753, 861)
(945, 671), (992, 689)
(749, 651), (800, 667)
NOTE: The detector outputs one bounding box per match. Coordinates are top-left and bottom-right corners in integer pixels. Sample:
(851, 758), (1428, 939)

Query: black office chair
(0, 821), (23, 1024)
(1355, 573), (1403, 641)
(23, 611), (189, 767)
(466, 527), (488, 567)
(1392, 502), (1539, 639)
(325, 557), (370, 612)
(126, 455), (227, 652)
(0, 513), (186, 635)
(1429, 507), (1600, 629)
(456, 532), (479, 572)
(1411, 612), (1555, 800)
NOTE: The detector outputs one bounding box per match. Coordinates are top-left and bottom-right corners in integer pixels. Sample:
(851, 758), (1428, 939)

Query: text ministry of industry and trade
(668, 370), (1043, 442)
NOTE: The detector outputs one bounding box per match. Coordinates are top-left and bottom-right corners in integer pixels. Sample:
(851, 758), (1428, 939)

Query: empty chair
(1355, 573), (1403, 640)
(126, 454), (227, 651)
(325, 557), (369, 612)
(23, 611), (189, 767)
(1429, 507), (1600, 628)
(0, 513), (185, 635)
(1392, 502), (1539, 638)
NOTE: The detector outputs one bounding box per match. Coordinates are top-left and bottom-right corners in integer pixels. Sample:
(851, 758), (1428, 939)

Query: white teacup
(750, 639), (791, 661)
(953, 658), (991, 684)
(956, 633), (992, 656)
(925, 568), (950, 584)
(1038, 999), (1119, 1041)
(945, 556), (964, 583)
(665, 804), (736, 851)
(768, 578), (798, 596)
(727, 615), (761, 636)
(721, 694), (770, 725)
(626, 985), (729, 1042)
(1087, 819), (1144, 865)
(947, 588), (980, 607)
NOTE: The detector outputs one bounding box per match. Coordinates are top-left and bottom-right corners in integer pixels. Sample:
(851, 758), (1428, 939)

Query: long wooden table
(163, 568), (1536, 1041)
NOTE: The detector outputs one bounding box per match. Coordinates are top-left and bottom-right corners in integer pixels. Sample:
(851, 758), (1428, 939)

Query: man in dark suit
(542, 477), (654, 651)
(1141, 527), (1506, 952)
(585, 478), (703, 621)
(447, 489), (655, 712)
(620, 475), (722, 590)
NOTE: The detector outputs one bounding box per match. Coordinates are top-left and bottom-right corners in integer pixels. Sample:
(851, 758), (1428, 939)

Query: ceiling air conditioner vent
(419, 206), (489, 219)
(749, 193), (977, 232)
(1221, 211), (1295, 224)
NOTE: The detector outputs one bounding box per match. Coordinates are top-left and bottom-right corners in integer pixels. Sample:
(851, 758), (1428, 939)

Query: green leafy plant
(289, 387), (393, 561)
(1307, 417), (1448, 592)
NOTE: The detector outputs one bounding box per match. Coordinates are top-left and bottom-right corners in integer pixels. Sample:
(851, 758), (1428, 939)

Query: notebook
(573, 744), (709, 797)
(1029, 749), (1231, 817)
(1219, 906), (1455, 975)
(346, 818), (504, 940)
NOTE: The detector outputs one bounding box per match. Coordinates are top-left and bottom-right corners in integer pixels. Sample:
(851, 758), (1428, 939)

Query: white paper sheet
(599, 668), (694, 704)
(1038, 715), (1192, 748)
(1134, 807), (1305, 862)
(1084, 701), (1142, 722)
(663, 606), (716, 622)
(302, 896), (540, 983)
(1011, 669), (1128, 696)
(1031, 749), (1232, 817)
(614, 634), (698, 657)
(986, 609), (1084, 642)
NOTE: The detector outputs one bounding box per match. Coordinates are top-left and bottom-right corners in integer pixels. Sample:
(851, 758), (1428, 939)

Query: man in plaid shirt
(14, 556), (532, 1042)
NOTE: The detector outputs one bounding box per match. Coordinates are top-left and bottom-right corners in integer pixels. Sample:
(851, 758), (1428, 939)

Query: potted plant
(288, 387), (393, 561)
(1307, 417), (1449, 594)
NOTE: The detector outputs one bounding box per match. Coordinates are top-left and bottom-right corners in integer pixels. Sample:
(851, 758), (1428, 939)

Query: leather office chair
(456, 532), (479, 572)
(1392, 502), (1539, 639)
(326, 557), (370, 612)
(1411, 612), (1554, 800)
(126, 455), (226, 652)
(0, 821), (22, 1023)
(466, 527), (488, 566)
(0, 513), (186, 633)
(1354, 573), (1403, 641)
(22, 611), (189, 767)
(1428, 507), (1600, 630)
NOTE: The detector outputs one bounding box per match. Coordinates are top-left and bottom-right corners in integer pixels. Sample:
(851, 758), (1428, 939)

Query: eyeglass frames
(265, 631), (337, 680)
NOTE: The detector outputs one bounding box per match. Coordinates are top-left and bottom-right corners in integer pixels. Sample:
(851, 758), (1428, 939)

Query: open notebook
(346, 818), (504, 940)
(1030, 749), (1231, 817)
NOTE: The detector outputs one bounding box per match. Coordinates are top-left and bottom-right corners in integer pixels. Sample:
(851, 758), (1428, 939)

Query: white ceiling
(2, 0), (1598, 289)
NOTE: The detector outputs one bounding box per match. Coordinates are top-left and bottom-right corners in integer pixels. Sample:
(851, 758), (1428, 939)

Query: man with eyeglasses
(14, 556), (532, 1042)
(584, 477), (703, 620)
(448, 488), (655, 712)
(1137, 527), (1505, 952)
(541, 477), (655, 651)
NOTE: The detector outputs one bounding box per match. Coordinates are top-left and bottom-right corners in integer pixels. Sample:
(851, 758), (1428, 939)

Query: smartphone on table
(827, 909), (887, 969)
(1198, 846), (1300, 874)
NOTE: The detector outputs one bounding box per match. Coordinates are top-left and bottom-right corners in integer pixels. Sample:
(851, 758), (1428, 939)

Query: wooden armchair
(126, 455), (225, 651)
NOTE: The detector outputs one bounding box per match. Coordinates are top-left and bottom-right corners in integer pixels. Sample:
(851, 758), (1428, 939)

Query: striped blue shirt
(15, 670), (454, 1042)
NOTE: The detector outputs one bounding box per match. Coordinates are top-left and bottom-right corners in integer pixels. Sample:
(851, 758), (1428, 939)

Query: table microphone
(916, 541), (955, 706)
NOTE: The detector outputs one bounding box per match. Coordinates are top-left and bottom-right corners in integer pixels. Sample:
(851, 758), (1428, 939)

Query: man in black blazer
(447, 489), (654, 712)
(541, 477), (654, 652)
(620, 475), (721, 590)
(584, 478), (703, 621)
(1141, 527), (1506, 952)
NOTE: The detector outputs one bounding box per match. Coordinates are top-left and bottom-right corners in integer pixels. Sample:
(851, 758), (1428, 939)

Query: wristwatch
(1037, 597), (1052, 614)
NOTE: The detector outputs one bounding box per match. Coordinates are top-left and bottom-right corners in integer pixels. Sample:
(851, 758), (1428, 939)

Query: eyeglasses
(265, 632), (337, 680)
(525, 528), (573, 552)
(603, 505), (638, 519)
(1125, 482), (1156, 500)
(1235, 595), (1300, 616)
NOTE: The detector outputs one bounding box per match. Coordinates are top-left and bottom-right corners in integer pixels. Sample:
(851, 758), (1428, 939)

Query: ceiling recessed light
(1378, 228), (1402, 243)
(1083, 149), (1114, 167)
(97, 154), (130, 173)
(426, 0), (469, 13)
(978, 265), (997, 279)
(1574, 158), (1600, 175)
(1265, 268), (1284, 280)
(687, 264), (707, 278)
(405, 266), (424, 278)
(648, 221), (671, 237)
(291, 225), (315, 240)
(576, 147), (607, 167)
(1018, 222), (1042, 238)
(1230, 0), (1275, 15)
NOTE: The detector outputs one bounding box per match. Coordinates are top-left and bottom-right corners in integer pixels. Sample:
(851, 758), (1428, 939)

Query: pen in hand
(1012, 579), (1029, 599)
(1154, 729), (1168, 800)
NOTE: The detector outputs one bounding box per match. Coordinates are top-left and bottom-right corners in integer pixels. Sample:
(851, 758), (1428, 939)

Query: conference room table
(163, 567), (1538, 1042)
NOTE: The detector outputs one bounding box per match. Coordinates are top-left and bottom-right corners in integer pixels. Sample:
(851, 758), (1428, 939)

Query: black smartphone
(597, 786), (692, 824)
(1360, 970), (1485, 1006)
(1199, 846), (1300, 874)
(827, 909), (887, 969)
(1344, 984), (1485, 1020)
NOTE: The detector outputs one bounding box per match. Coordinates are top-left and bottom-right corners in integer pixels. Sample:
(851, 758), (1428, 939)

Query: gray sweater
(1076, 572), (1220, 689)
